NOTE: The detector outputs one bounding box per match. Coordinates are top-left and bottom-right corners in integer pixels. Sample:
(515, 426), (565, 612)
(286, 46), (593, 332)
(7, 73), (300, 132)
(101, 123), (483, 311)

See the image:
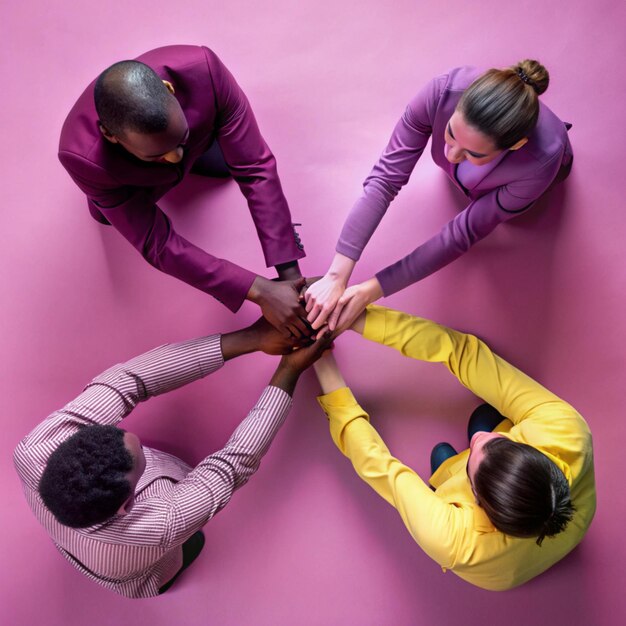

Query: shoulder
(524, 101), (570, 165)
(407, 66), (481, 117)
(443, 65), (482, 93)
(135, 45), (231, 83)
(135, 45), (211, 72)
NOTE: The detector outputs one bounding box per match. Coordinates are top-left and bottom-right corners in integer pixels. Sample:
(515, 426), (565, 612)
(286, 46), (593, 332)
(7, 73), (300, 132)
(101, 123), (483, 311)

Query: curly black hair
(39, 425), (133, 528)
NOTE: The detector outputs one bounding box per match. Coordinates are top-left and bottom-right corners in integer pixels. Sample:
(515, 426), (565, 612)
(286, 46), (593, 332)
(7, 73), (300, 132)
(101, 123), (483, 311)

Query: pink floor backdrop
(2, 1), (624, 624)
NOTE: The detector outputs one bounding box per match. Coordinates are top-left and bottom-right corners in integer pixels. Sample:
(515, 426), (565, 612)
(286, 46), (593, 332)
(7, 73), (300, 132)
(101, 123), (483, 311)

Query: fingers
(289, 310), (315, 339)
(305, 294), (330, 327)
(313, 330), (335, 356)
(277, 324), (293, 339)
(327, 295), (349, 331)
(305, 296), (319, 315)
(310, 306), (332, 330)
(335, 300), (363, 334)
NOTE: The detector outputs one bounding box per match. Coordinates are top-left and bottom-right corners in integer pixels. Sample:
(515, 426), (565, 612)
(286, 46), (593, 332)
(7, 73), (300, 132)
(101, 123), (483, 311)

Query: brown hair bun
(512, 59), (550, 95)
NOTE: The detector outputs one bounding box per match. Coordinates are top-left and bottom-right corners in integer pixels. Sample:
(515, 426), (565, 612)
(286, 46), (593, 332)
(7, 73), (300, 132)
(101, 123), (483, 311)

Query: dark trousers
(430, 404), (505, 475)
(191, 140), (230, 178)
(158, 531), (206, 594)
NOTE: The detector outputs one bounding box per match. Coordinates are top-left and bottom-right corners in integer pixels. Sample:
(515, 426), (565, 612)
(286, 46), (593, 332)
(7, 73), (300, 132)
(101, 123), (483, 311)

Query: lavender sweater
(336, 66), (573, 296)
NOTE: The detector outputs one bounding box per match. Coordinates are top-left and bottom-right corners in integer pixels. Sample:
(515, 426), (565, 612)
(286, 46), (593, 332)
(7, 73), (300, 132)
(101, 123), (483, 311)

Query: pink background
(2, 1), (625, 624)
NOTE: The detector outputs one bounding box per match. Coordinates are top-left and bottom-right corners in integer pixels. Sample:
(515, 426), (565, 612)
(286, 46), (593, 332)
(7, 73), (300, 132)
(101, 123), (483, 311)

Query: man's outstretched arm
(162, 331), (334, 548)
(16, 318), (304, 473)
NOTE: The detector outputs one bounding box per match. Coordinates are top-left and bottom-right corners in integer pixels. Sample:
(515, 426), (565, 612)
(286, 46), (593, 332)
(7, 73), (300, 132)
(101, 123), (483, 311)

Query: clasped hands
(248, 271), (381, 348)
(233, 268), (382, 392)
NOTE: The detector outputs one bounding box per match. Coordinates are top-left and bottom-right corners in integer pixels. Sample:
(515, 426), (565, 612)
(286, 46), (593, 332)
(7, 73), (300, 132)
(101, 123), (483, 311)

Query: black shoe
(467, 404), (505, 443)
(430, 442), (458, 476)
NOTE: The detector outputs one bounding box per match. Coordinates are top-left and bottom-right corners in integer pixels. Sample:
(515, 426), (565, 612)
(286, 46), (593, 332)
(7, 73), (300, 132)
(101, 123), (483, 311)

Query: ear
(162, 80), (175, 95)
(99, 122), (119, 144)
(508, 137), (528, 151)
(116, 500), (129, 515)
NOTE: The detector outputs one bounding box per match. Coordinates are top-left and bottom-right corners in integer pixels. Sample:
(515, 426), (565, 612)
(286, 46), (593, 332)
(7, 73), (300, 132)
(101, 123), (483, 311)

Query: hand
(244, 317), (310, 355)
(299, 275), (322, 300)
(304, 273), (347, 330)
(248, 276), (313, 339)
(268, 330), (335, 395)
(279, 330), (335, 375)
(328, 278), (383, 335)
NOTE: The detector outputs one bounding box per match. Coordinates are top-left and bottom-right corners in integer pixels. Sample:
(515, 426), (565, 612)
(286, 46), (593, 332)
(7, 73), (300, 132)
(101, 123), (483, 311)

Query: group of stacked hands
(14, 45), (594, 599)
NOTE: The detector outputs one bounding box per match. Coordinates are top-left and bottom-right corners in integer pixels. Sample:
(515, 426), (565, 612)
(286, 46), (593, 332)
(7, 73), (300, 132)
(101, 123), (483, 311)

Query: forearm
(362, 305), (566, 422)
(216, 385), (292, 485)
(90, 335), (224, 409)
(164, 385), (292, 547)
(276, 261), (301, 281)
(221, 328), (260, 362)
(376, 194), (508, 297)
(326, 253), (356, 283)
(336, 104), (432, 261)
(313, 352), (347, 394)
(101, 202), (257, 312)
(317, 388), (412, 509)
(269, 364), (301, 396)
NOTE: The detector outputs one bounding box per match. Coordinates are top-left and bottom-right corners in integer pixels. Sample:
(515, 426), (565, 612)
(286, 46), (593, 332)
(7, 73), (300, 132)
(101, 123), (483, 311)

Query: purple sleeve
(336, 75), (447, 261)
(206, 48), (305, 268)
(58, 152), (256, 312)
(375, 154), (564, 296)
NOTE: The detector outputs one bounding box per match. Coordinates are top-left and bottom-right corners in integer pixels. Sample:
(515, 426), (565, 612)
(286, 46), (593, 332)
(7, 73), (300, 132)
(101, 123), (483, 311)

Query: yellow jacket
(317, 306), (595, 591)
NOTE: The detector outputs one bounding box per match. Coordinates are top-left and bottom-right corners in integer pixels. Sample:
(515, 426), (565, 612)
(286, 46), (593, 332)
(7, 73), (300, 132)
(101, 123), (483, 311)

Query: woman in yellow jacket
(314, 305), (595, 590)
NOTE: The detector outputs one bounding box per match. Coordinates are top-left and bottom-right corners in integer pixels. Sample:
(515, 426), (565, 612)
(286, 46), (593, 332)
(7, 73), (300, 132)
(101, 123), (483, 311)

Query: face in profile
(466, 431), (504, 498)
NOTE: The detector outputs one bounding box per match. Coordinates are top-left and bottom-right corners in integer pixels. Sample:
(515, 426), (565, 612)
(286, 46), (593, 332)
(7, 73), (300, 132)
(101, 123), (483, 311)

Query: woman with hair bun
(305, 60), (573, 332)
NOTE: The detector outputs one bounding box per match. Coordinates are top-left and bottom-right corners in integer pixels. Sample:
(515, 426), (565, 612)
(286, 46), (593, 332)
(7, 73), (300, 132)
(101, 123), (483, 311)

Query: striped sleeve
(162, 385), (292, 548)
(14, 335), (225, 487)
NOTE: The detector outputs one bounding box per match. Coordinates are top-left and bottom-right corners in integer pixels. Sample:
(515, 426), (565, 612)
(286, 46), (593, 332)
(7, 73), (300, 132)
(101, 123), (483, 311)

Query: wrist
(240, 325), (262, 353)
(276, 261), (301, 281)
(221, 329), (256, 362)
(363, 277), (383, 302)
(327, 253), (355, 283)
(269, 362), (301, 395)
(326, 271), (348, 286)
(247, 276), (267, 304)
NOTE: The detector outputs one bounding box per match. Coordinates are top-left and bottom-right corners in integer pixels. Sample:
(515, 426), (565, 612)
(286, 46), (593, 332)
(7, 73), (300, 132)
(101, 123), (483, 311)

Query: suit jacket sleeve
(58, 150), (257, 312)
(205, 47), (305, 268)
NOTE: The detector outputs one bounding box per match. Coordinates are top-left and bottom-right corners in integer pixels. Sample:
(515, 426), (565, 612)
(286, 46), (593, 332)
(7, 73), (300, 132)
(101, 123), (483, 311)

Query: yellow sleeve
(363, 305), (576, 426)
(318, 387), (464, 569)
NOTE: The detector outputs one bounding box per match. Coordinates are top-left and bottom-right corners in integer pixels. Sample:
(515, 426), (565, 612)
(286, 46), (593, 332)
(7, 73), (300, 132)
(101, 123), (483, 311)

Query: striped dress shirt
(14, 335), (292, 598)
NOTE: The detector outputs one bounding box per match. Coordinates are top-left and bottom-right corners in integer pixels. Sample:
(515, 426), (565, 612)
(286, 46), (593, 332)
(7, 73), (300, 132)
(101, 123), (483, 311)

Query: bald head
(94, 60), (172, 137)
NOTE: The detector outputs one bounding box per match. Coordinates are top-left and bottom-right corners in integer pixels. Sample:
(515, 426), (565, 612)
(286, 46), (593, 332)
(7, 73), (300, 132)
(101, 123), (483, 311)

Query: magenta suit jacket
(337, 66), (573, 296)
(59, 45), (305, 312)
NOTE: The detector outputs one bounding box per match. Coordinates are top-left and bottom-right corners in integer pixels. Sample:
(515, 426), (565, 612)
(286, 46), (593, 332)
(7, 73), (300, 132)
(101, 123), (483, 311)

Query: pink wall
(2, 1), (624, 624)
